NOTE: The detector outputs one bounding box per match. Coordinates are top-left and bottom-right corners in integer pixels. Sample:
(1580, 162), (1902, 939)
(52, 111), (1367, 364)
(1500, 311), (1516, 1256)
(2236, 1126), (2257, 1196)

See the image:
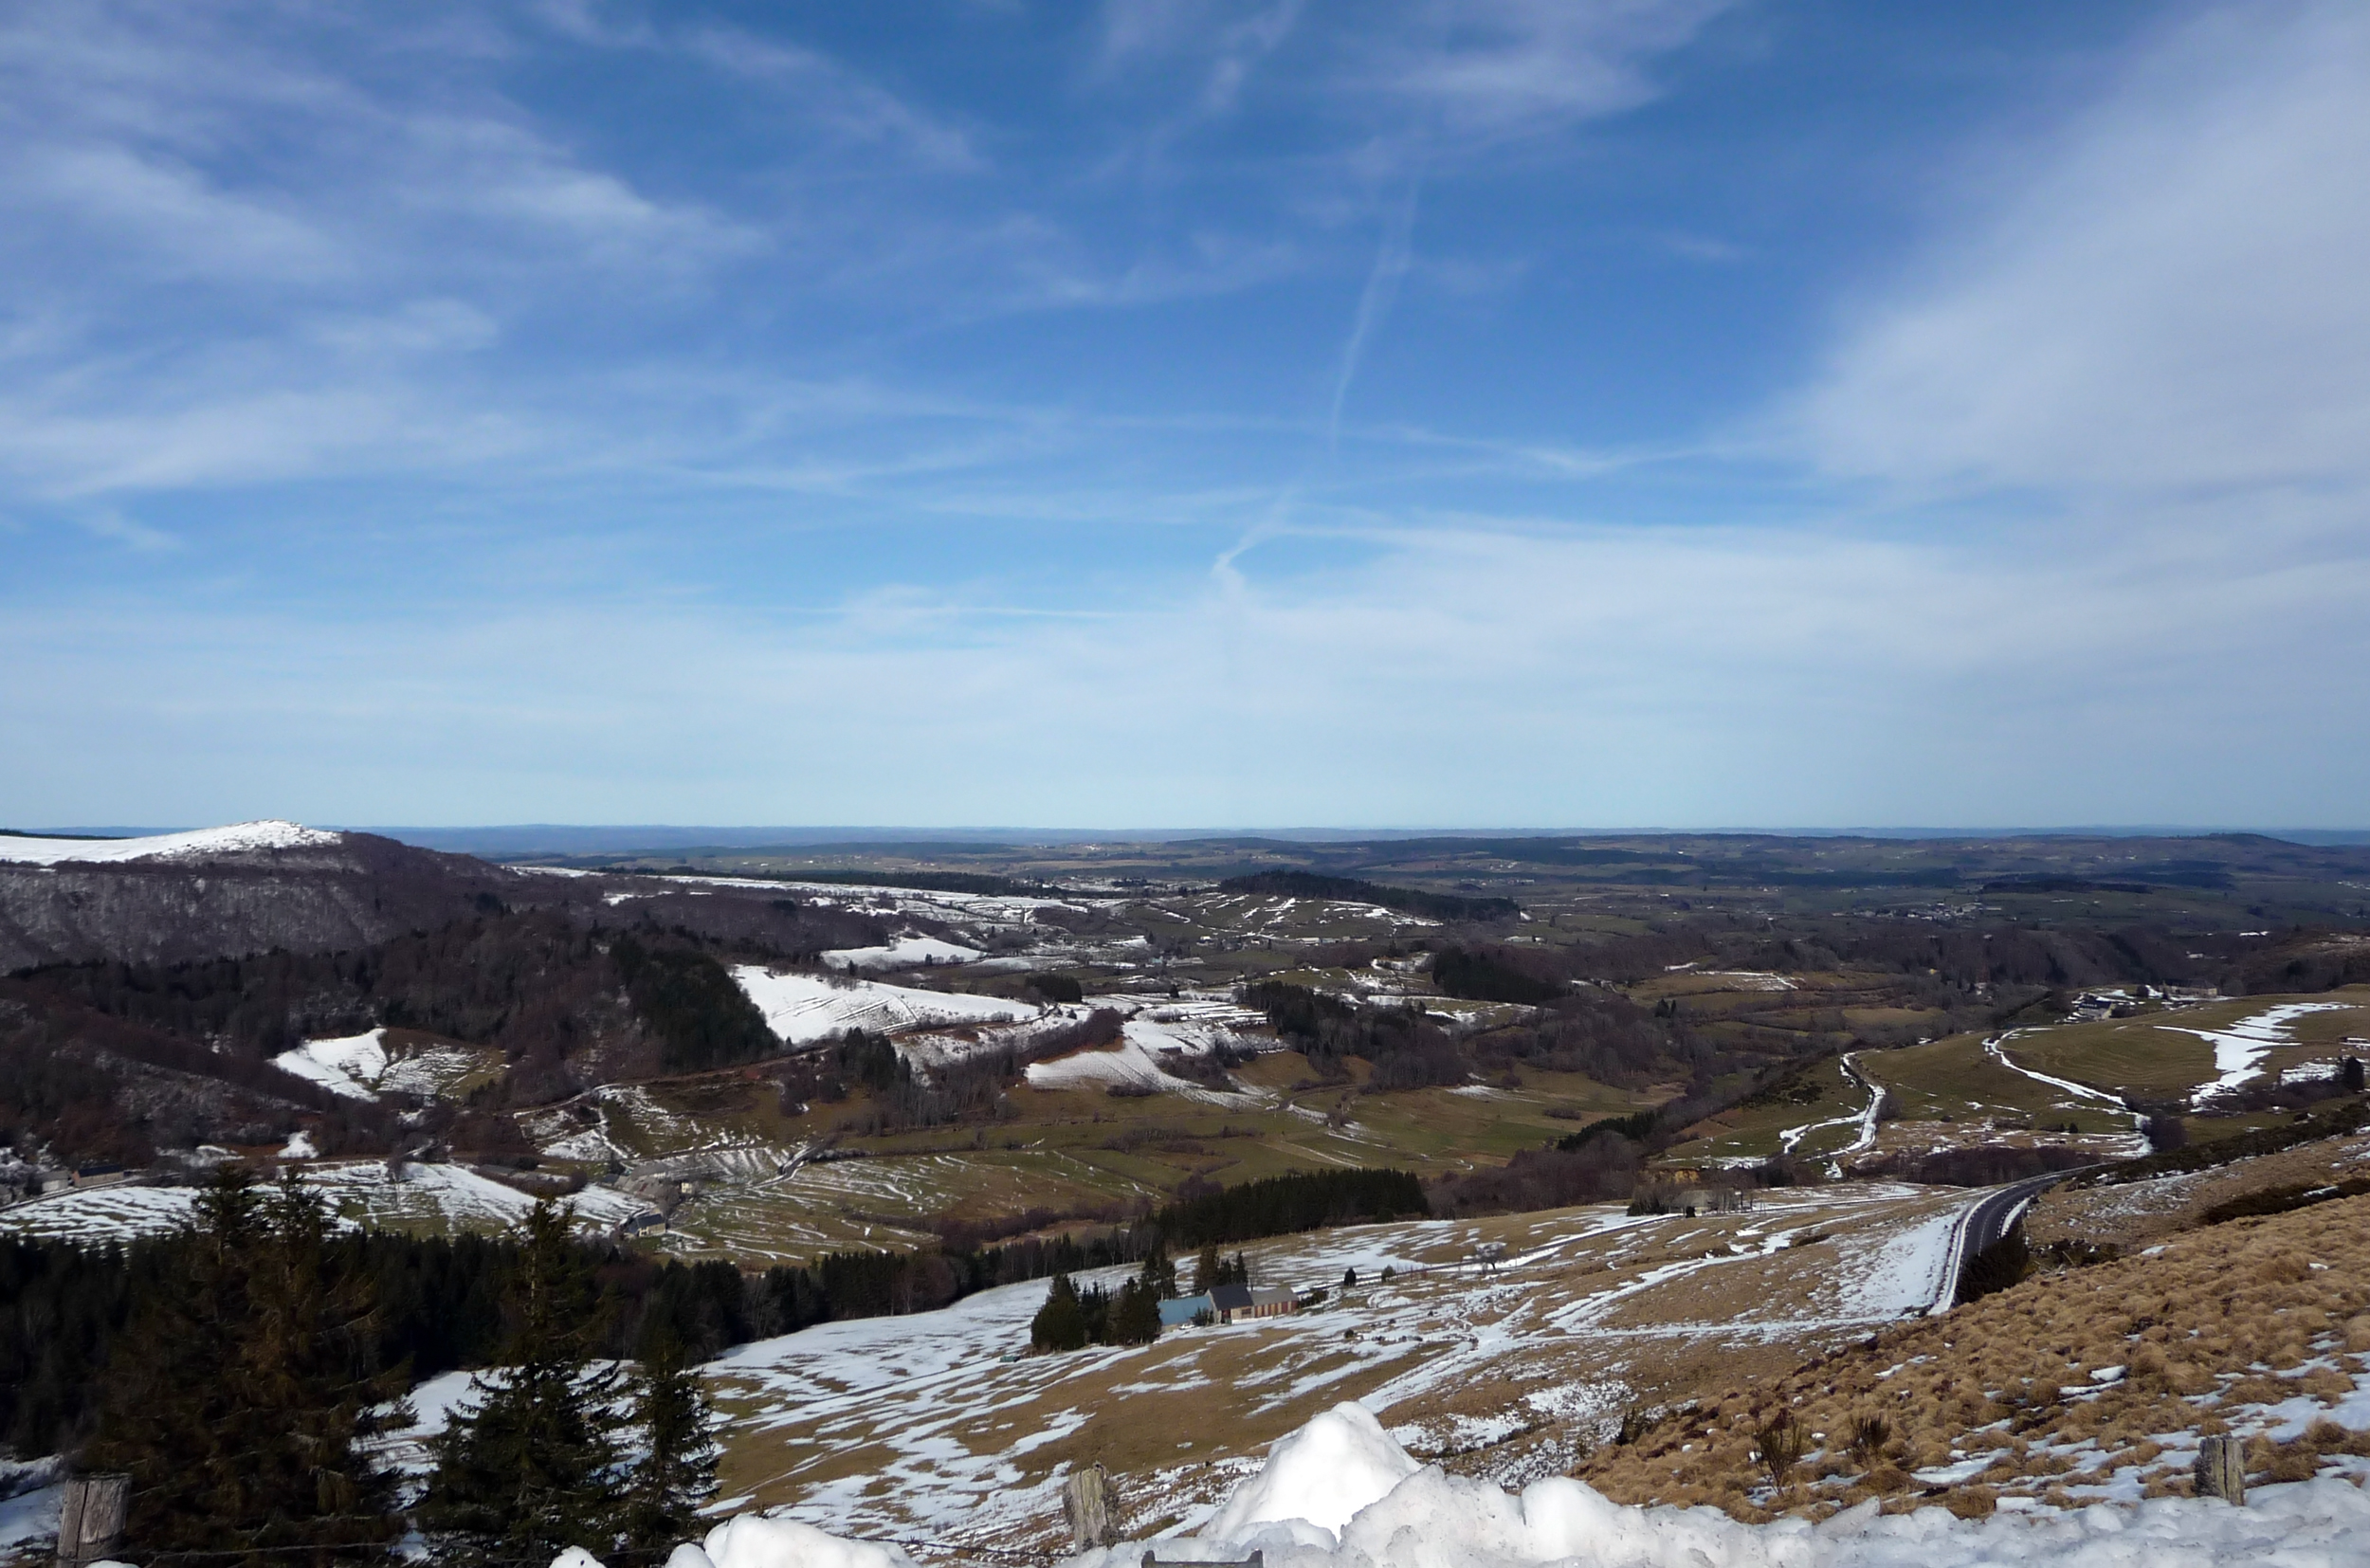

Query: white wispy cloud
(10, 506), (2365, 826)
(1793, 0), (2370, 498)
(1353, 0), (1734, 144)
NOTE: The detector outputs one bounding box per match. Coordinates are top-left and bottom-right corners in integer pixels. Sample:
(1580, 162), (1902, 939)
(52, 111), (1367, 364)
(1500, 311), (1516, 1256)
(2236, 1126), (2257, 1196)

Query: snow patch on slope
(2160, 1001), (2355, 1105)
(820, 937), (985, 972)
(274, 1030), (390, 1101)
(732, 968), (1038, 1045)
(1834, 1207), (1962, 1318)
(0, 820), (339, 865)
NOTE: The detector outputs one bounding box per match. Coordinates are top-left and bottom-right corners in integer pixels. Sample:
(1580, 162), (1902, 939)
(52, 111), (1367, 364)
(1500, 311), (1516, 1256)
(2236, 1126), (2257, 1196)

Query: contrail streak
(1327, 175), (1422, 451)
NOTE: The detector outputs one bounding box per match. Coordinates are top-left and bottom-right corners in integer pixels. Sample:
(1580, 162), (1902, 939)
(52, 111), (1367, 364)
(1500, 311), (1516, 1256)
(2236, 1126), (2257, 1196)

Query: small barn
(1158, 1292), (1214, 1328)
(1208, 1284), (1297, 1323)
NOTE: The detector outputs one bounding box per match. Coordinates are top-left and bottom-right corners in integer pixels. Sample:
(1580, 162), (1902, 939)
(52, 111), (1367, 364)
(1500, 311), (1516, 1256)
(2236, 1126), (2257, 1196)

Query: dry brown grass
(1574, 1193), (2370, 1520)
(2027, 1125), (2370, 1250)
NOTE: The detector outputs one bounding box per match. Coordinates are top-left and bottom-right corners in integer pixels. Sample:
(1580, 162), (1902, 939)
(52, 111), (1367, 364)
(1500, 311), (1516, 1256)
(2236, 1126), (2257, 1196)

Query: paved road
(1932, 1166), (2101, 1311)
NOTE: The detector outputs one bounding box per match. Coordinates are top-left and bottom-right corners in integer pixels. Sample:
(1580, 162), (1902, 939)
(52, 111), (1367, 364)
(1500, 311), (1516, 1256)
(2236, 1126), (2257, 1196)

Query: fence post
(1065, 1464), (1112, 1551)
(54, 1473), (129, 1568)
(2196, 1435), (2245, 1504)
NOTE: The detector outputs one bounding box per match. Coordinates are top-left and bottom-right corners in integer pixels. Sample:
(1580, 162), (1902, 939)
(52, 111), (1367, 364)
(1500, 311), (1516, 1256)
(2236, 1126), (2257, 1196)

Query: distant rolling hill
(0, 820), (522, 972)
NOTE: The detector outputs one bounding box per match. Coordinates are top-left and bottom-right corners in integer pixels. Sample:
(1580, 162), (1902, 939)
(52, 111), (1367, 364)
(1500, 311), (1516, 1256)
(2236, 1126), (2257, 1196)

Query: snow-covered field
(519, 1083), (788, 1167)
(270, 1029), (498, 1102)
(273, 1029), (391, 1099)
(820, 937), (986, 972)
(0, 819), (338, 864)
(700, 1185), (1981, 1552)
(733, 968), (1041, 1045)
(684, 1380), (2370, 1568)
(1026, 999), (1268, 1101)
(0, 1184), (201, 1243)
(0, 1161), (645, 1244)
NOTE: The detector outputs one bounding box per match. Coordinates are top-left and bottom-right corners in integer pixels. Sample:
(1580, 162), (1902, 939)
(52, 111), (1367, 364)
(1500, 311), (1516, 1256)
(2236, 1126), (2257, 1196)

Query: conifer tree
(85, 1168), (264, 1561)
(1190, 1244), (1220, 1295)
(239, 1174), (410, 1563)
(1030, 1273), (1087, 1352)
(1137, 1241), (1176, 1300)
(1108, 1278), (1161, 1345)
(85, 1168), (407, 1567)
(619, 1328), (719, 1551)
(421, 1201), (622, 1566)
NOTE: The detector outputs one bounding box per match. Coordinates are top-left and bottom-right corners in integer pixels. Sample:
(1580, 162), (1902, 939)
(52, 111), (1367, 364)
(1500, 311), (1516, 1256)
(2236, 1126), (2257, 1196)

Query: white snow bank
(274, 1030), (390, 1101)
(699, 1514), (916, 1568)
(821, 936), (985, 972)
(732, 967), (1035, 1045)
(1836, 1206), (1962, 1318)
(1181, 1463), (2370, 1568)
(0, 820), (338, 865)
(1202, 1401), (1422, 1542)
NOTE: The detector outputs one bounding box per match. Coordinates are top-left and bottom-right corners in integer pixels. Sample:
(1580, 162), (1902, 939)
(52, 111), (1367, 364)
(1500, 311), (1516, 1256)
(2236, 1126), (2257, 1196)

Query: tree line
(1156, 1167), (1428, 1245)
(0, 1214), (768, 1463)
(7, 1163), (1435, 1471)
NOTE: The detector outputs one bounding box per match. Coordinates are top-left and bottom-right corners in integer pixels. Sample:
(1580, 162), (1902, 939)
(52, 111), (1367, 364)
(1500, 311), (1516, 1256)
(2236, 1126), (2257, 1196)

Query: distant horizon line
(13, 821), (2370, 849)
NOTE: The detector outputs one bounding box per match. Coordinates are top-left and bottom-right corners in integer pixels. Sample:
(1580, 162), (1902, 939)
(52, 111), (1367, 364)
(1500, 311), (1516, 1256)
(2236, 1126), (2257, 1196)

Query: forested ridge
(1218, 869), (1519, 923)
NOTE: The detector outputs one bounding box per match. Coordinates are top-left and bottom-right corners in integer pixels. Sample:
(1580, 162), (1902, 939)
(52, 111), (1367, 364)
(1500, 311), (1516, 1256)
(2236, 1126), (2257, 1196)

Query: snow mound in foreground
(0, 820), (339, 865)
(592, 1400), (2370, 1568)
(678, 1515), (915, 1568)
(1202, 1401), (1423, 1541)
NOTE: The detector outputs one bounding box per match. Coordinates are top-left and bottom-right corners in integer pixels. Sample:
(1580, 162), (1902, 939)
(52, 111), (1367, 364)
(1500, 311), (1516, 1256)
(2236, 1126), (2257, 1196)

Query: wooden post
(2196, 1435), (2246, 1504)
(1065, 1464), (1112, 1551)
(55, 1473), (129, 1568)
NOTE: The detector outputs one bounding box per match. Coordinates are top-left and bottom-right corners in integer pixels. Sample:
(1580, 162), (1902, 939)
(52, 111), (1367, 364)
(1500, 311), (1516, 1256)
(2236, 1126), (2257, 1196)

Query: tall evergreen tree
(85, 1168), (407, 1568)
(85, 1169), (264, 1562)
(1108, 1279), (1161, 1345)
(1137, 1241), (1176, 1301)
(421, 1201), (623, 1566)
(619, 1328), (718, 1551)
(1030, 1273), (1087, 1352)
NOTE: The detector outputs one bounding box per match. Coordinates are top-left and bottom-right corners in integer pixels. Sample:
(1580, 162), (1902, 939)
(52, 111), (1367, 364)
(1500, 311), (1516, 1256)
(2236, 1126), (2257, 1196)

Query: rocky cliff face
(0, 830), (524, 972)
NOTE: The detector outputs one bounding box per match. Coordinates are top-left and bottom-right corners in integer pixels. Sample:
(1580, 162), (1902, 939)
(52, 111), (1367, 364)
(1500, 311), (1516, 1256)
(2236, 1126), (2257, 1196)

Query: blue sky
(5, 0), (2366, 830)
